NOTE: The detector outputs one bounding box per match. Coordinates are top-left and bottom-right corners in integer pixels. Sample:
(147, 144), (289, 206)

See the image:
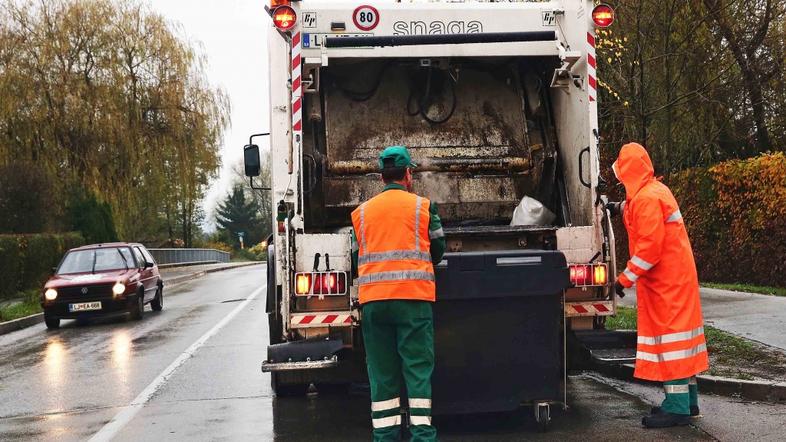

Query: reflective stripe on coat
(351, 189), (435, 304)
(614, 143), (709, 381)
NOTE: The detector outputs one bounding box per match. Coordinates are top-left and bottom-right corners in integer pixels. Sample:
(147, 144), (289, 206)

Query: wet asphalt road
(0, 265), (767, 441)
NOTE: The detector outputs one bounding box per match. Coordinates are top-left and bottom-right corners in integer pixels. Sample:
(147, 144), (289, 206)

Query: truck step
(572, 330), (637, 365)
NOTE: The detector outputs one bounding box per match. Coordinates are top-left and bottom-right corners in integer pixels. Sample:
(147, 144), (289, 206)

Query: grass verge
(607, 306), (786, 381)
(0, 290), (42, 323)
(702, 282), (786, 297)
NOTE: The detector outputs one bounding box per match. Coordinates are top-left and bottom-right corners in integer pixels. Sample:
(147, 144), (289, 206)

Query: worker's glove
(614, 280), (626, 298)
(606, 201), (626, 218)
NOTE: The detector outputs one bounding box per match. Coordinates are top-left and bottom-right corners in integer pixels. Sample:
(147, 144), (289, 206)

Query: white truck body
(257, 0), (618, 413)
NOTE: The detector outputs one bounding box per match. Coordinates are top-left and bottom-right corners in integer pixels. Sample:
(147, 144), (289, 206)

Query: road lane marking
(88, 285), (264, 442)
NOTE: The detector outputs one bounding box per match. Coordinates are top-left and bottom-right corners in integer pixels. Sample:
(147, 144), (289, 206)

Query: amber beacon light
(592, 4), (615, 28)
(273, 5), (297, 31)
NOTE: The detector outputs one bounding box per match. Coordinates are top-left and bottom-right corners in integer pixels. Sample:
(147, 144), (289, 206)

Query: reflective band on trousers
(409, 398), (432, 409)
(372, 415), (401, 429)
(410, 415), (432, 426)
(429, 227), (444, 239)
(631, 255), (654, 271)
(664, 384), (690, 394)
(357, 270), (435, 285)
(637, 343), (707, 363)
(638, 326), (704, 346)
(371, 397), (400, 412)
(623, 268), (639, 282)
(358, 250), (432, 266)
(667, 210), (683, 223)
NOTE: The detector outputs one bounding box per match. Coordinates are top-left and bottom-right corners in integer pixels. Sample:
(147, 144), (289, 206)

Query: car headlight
(112, 282), (127, 296)
(45, 288), (58, 301)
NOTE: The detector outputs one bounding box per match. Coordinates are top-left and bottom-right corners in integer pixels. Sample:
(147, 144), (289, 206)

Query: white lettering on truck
(392, 20), (483, 36)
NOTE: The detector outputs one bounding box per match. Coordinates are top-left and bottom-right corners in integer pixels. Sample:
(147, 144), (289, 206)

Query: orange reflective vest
(614, 143), (709, 382)
(351, 189), (435, 304)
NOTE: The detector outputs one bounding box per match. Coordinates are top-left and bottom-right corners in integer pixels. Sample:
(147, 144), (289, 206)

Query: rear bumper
(42, 295), (136, 319)
(262, 337), (344, 372)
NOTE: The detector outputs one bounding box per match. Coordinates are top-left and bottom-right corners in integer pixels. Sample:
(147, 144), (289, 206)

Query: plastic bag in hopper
(510, 196), (556, 226)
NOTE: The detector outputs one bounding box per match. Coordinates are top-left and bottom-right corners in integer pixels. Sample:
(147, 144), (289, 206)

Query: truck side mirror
(244, 144), (261, 177)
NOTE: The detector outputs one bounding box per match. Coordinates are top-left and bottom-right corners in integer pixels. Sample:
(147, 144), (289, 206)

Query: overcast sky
(150, 0), (271, 232)
(150, 1), (403, 232)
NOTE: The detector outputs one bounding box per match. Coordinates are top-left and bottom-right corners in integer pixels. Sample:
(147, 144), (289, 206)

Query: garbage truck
(244, 0), (620, 429)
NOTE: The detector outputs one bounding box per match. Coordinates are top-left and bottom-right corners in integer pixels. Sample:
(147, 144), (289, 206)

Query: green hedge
(611, 153), (786, 288)
(670, 153), (786, 287)
(0, 232), (85, 299)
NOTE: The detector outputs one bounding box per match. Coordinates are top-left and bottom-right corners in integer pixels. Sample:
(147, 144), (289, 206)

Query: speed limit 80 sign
(353, 5), (379, 31)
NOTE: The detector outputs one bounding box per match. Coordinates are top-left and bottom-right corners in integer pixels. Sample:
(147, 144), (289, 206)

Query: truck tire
(271, 372), (309, 397)
(266, 244), (283, 344)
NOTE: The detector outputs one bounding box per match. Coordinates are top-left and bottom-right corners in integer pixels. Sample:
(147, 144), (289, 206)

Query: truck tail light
(272, 5), (297, 31)
(592, 4), (615, 28)
(294, 272), (348, 296)
(570, 263), (608, 287)
(270, 0), (290, 6)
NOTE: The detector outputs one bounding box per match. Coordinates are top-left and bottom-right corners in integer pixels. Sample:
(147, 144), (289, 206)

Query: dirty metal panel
(321, 60), (542, 224)
(324, 63), (531, 168)
(294, 233), (352, 272)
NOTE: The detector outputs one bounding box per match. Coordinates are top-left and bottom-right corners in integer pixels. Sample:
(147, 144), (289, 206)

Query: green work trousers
(661, 376), (699, 415)
(362, 300), (437, 442)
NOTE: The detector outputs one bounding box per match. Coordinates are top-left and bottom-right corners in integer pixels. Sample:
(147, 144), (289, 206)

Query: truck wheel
(268, 313), (283, 345)
(129, 292), (144, 320)
(271, 372), (309, 397)
(44, 315), (60, 330)
(151, 285), (163, 311)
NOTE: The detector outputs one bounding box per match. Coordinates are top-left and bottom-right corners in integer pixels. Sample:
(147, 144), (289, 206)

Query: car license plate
(69, 301), (102, 312)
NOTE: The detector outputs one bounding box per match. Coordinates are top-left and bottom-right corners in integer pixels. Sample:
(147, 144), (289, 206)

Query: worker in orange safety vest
(350, 146), (444, 442)
(607, 142), (709, 428)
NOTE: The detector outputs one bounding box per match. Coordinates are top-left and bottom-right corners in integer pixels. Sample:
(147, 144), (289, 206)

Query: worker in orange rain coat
(608, 143), (709, 429)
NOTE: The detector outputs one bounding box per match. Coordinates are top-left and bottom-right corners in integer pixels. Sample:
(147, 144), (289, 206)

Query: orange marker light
(593, 264), (608, 286)
(295, 273), (311, 295)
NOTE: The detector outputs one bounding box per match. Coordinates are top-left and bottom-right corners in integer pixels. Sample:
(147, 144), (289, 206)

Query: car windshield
(57, 248), (135, 275)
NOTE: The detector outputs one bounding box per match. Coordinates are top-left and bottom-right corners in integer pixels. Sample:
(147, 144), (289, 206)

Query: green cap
(378, 145), (416, 170)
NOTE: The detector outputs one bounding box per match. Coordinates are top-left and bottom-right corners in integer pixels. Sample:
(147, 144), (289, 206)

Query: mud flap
(261, 337), (343, 372)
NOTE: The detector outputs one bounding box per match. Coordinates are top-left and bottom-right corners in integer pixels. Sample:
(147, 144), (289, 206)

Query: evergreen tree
(215, 186), (264, 248)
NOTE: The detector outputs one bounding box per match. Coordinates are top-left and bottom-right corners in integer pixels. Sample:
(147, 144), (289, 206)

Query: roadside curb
(0, 313), (44, 336)
(594, 363), (786, 402)
(0, 261), (264, 336)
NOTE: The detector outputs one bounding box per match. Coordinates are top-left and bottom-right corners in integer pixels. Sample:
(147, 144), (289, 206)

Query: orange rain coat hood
(614, 143), (709, 382)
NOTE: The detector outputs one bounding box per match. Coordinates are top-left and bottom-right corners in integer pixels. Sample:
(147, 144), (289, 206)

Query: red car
(41, 242), (163, 329)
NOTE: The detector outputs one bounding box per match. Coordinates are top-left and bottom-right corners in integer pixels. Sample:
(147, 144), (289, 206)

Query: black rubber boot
(642, 412), (691, 428)
(650, 405), (700, 417)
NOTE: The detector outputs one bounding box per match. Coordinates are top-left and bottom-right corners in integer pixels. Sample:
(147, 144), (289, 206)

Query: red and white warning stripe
(291, 31), (303, 133)
(291, 312), (353, 328)
(587, 31), (597, 102)
(565, 301), (613, 317)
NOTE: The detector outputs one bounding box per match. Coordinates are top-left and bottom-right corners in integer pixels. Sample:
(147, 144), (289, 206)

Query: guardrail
(147, 248), (230, 265)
